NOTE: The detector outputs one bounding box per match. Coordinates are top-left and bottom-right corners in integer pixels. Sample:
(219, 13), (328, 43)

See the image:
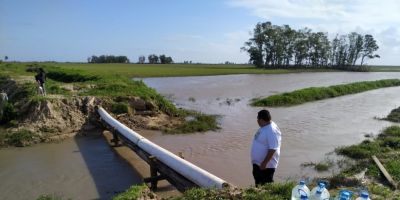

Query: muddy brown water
(141, 72), (400, 186)
(0, 133), (143, 200)
(1, 72), (400, 199)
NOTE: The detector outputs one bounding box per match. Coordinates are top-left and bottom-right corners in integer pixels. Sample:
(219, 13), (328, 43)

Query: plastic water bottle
(310, 182), (330, 200)
(355, 191), (370, 200)
(291, 180), (311, 200)
(335, 191), (351, 200)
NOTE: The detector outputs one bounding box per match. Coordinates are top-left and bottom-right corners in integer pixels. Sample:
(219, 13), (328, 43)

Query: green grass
(252, 79), (400, 107)
(2, 62), (340, 78)
(111, 102), (131, 115)
(370, 65), (400, 72)
(112, 185), (151, 200)
(168, 182), (295, 200)
(36, 194), (68, 200)
(301, 160), (334, 172)
(383, 107), (400, 122)
(165, 111), (220, 134)
(4, 129), (37, 147)
(335, 126), (400, 183)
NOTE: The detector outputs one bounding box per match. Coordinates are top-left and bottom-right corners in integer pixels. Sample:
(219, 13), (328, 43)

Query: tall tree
(159, 55), (167, 64)
(243, 21), (380, 70)
(360, 34), (380, 66)
(138, 56), (145, 64)
(148, 54), (159, 64)
(347, 32), (364, 66)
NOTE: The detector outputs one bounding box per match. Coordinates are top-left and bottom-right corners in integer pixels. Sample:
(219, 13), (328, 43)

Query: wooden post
(110, 128), (121, 147)
(372, 155), (398, 189)
(149, 156), (158, 190)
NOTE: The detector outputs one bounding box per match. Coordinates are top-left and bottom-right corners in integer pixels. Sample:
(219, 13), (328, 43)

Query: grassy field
(3, 62), (400, 78)
(252, 79), (400, 107)
(2, 62), (343, 78)
(370, 65), (400, 72)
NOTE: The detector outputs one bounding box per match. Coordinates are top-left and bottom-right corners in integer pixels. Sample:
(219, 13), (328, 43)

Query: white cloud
(227, 0), (400, 65)
(228, 0), (400, 27)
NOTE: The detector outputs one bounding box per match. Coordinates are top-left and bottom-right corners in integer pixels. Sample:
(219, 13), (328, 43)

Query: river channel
(1, 72), (400, 199)
(141, 72), (400, 186)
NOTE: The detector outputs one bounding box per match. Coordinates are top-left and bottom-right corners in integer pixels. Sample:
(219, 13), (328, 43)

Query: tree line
(88, 55), (129, 63)
(88, 54), (174, 64)
(242, 21), (380, 70)
(139, 54), (174, 64)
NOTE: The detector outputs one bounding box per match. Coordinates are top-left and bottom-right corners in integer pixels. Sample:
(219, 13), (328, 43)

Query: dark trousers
(252, 164), (275, 186)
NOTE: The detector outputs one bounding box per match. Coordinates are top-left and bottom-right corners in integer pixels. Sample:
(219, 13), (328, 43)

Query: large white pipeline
(98, 107), (228, 189)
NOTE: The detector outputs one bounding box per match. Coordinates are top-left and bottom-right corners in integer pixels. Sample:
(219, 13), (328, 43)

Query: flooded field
(1, 72), (400, 199)
(141, 72), (400, 186)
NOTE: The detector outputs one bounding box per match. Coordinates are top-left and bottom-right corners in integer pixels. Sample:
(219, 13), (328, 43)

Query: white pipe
(98, 107), (228, 189)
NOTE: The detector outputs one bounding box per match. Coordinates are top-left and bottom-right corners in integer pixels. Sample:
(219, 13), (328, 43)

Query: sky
(1, 0), (399, 65)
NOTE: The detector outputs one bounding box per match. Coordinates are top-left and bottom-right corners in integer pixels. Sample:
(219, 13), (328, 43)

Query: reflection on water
(0, 133), (141, 200)
(142, 72), (400, 186)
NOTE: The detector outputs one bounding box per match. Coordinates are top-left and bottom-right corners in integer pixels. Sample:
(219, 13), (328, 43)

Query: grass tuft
(112, 185), (149, 200)
(383, 107), (400, 123)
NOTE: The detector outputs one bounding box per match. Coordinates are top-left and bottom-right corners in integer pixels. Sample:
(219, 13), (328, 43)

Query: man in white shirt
(251, 109), (282, 185)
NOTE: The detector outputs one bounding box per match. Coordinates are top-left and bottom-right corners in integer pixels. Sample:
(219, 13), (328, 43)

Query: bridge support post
(110, 128), (121, 147)
(149, 156), (158, 190)
(144, 156), (167, 190)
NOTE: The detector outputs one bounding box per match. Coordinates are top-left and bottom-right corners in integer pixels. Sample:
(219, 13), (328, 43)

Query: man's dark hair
(257, 109), (271, 121)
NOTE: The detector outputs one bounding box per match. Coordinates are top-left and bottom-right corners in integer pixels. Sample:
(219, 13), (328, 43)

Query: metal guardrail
(97, 106), (230, 191)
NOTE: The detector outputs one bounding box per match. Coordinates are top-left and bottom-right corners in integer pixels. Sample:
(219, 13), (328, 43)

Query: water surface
(142, 72), (400, 186)
(0, 133), (142, 200)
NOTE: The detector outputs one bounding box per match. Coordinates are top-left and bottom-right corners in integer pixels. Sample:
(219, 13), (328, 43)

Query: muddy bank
(0, 77), (184, 147)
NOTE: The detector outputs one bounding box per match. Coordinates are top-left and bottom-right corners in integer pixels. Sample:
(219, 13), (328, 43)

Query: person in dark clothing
(35, 68), (46, 96)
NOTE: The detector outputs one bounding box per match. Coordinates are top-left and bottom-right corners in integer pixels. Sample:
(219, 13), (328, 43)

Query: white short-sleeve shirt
(251, 121), (282, 168)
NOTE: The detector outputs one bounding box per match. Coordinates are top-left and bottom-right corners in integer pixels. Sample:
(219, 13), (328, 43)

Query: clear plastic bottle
(310, 182), (330, 200)
(335, 191), (351, 200)
(291, 180), (311, 200)
(355, 191), (371, 200)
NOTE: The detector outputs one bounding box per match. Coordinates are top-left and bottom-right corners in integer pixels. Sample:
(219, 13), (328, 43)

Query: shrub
(166, 112), (219, 134)
(7, 129), (35, 147)
(0, 102), (17, 125)
(111, 102), (130, 114)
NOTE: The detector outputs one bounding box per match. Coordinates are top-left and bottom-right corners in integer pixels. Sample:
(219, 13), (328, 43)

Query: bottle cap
(318, 182), (325, 188)
(299, 180), (305, 185)
(340, 191), (350, 200)
(360, 191), (369, 198)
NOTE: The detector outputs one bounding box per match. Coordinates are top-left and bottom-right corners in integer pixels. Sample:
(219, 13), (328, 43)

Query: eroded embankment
(0, 73), (214, 147)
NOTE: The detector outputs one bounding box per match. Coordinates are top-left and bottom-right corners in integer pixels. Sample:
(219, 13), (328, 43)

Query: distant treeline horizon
(87, 54), (174, 64)
(242, 21), (380, 71)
